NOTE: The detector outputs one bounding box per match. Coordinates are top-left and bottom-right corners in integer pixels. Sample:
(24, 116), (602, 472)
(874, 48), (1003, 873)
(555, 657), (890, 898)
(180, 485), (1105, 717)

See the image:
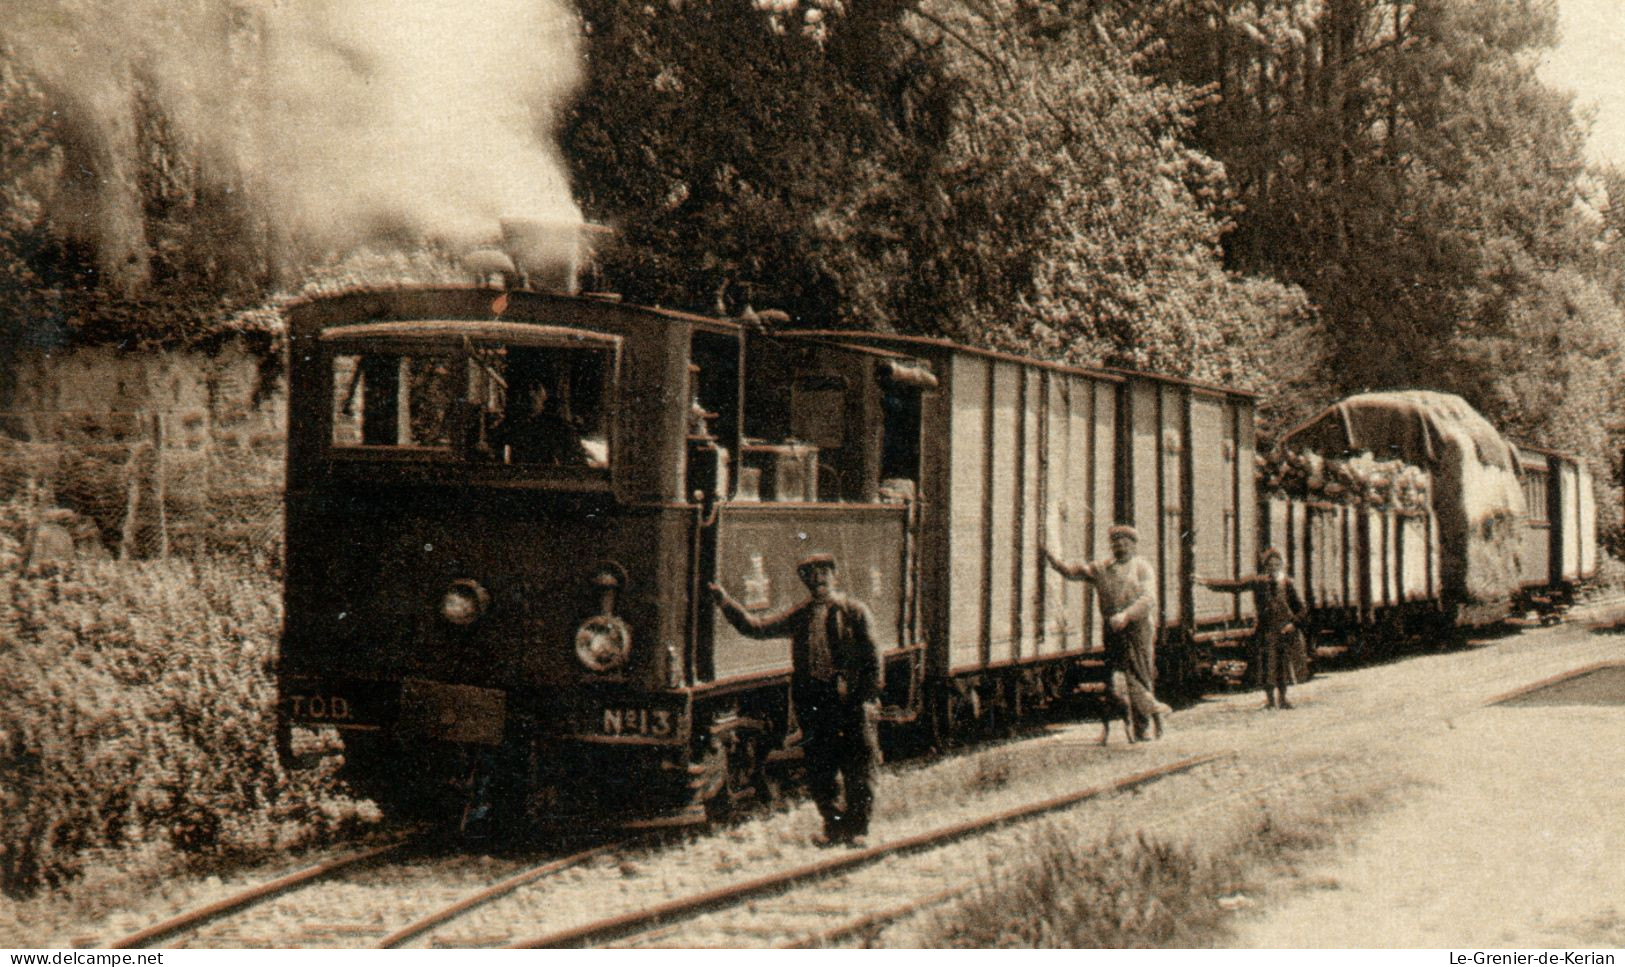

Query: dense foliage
(0, 0), (1620, 526)
(1140, 0), (1624, 535)
(562, 0), (1312, 396)
(0, 537), (372, 898)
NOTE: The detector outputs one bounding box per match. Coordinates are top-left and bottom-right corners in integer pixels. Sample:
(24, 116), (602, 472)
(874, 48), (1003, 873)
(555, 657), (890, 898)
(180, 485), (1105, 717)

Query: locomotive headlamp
(440, 579), (490, 626)
(576, 563), (631, 673)
(575, 614), (632, 673)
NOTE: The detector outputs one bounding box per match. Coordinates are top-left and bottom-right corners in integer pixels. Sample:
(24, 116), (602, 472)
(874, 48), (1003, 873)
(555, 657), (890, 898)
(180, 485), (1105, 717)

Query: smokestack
(497, 217), (615, 294)
(500, 216), (581, 293)
(464, 248), (517, 287)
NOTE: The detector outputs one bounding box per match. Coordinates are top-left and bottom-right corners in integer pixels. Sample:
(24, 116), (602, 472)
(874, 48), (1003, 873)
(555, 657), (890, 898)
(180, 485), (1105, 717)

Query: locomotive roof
(318, 320), (622, 348)
(284, 284), (743, 336)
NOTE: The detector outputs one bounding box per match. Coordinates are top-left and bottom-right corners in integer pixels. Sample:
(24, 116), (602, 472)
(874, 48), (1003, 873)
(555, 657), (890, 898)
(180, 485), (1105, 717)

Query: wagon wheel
(723, 731), (765, 805)
(702, 728), (773, 821)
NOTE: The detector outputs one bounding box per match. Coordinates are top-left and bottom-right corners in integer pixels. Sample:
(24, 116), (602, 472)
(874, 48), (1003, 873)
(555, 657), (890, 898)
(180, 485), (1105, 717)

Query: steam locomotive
(275, 251), (1596, 829)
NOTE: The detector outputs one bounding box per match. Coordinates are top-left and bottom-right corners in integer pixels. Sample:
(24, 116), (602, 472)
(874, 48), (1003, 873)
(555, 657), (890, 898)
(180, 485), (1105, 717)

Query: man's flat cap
(1106, 524), (1139, 542)
(796, 552), (837, 573)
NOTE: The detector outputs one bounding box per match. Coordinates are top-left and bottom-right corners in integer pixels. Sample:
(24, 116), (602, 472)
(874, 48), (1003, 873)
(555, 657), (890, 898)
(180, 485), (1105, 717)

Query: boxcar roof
(781, 329), (1258, 398)
(778, 330), (1125, 384)
(1105, 367), (1259, 399)
(1514, 442), (1584, 465)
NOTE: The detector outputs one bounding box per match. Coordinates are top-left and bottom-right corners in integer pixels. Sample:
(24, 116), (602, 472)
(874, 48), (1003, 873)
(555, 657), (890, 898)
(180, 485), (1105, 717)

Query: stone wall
(0, 340), (287, 561)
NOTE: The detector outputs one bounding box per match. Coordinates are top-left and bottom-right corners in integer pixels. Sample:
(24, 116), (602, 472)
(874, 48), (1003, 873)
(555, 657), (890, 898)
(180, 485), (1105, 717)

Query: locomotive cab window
(321, 321), (620, 475)
(476, 347), (612, 469)
(332, 353), (459, 451)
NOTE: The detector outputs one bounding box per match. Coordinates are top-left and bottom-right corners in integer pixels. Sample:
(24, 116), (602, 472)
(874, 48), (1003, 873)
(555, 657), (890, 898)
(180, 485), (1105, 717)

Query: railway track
(493, 754), (1391, 948)
(95, 596), (1624, 950)
(782, 759), (1360, 949)
(108, 839), (418, 949)
(106, 837), (628, 949)
(507, 753), (1230, 948)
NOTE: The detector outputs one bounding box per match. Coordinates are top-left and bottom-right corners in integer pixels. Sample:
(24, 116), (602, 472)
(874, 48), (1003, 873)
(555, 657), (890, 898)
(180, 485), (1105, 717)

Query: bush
(0, 553), (372, 898)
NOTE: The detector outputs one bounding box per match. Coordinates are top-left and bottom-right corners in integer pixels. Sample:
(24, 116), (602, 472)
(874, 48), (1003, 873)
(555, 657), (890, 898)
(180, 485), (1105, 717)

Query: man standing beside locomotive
(709, 553), (883, 847)
(1045, 518), (1172, 743)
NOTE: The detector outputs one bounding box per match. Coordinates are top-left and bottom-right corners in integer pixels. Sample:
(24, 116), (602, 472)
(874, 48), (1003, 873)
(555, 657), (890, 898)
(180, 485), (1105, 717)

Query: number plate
(600, 706), (679, 739)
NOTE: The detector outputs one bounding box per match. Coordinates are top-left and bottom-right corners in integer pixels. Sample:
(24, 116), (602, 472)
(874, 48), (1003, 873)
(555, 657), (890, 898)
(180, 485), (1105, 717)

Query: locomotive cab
(279, 288), (757, 826)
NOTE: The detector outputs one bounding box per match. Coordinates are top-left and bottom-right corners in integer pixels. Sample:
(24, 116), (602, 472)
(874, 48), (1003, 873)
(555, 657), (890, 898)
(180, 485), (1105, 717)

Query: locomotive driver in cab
(710, 553), (883, 848)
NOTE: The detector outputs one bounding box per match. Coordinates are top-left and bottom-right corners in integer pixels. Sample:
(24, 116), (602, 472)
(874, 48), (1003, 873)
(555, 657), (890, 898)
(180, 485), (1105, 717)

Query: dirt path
(1234, 639), (1625, 947)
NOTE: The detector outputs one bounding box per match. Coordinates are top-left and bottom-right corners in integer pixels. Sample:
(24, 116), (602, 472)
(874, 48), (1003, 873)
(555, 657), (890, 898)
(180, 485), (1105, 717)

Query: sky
(1540, 0), (1625, 167)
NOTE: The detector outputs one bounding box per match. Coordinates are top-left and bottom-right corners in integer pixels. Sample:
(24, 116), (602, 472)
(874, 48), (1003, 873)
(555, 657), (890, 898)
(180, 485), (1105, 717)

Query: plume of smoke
(0, 0), (584, 291)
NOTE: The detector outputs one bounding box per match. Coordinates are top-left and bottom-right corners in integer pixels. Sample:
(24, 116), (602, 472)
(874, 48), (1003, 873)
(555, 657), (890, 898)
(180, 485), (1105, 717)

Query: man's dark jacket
(716, 593), (883, 703)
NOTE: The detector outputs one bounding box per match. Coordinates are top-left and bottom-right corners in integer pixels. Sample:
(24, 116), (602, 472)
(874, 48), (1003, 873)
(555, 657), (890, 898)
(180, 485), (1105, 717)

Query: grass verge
(919, 770), (1398, 947)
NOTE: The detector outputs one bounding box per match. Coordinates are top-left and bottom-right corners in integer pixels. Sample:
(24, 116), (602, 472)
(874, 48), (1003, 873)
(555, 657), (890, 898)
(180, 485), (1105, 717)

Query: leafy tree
(905, 0), (1314, 412)
(565, 0), (948, 328)
(0, 56), (58, 304)
(1144, 0), (1625, 537)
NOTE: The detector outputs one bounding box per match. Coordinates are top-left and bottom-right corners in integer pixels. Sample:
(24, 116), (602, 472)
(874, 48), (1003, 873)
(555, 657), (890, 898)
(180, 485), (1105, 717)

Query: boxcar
(1283, 391), (1525, 626)
(783, 332), (1260, 713)
(1514, 444), (1599, 613)
(1259, 490), (1441, 657)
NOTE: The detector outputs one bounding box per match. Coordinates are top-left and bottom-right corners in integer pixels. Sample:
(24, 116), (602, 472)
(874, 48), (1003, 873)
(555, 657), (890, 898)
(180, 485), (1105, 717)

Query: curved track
(508, 753), (1228, 948)
(108, 839), (417, 949)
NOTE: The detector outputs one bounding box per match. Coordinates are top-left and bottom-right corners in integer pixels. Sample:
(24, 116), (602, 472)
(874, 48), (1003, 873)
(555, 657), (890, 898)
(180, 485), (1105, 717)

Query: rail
(507, 752), (1230, 948)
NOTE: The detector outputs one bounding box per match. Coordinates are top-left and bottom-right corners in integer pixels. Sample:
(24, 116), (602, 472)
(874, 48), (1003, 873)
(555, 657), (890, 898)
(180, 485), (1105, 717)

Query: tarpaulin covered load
(1283, 391), (1525, 610)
